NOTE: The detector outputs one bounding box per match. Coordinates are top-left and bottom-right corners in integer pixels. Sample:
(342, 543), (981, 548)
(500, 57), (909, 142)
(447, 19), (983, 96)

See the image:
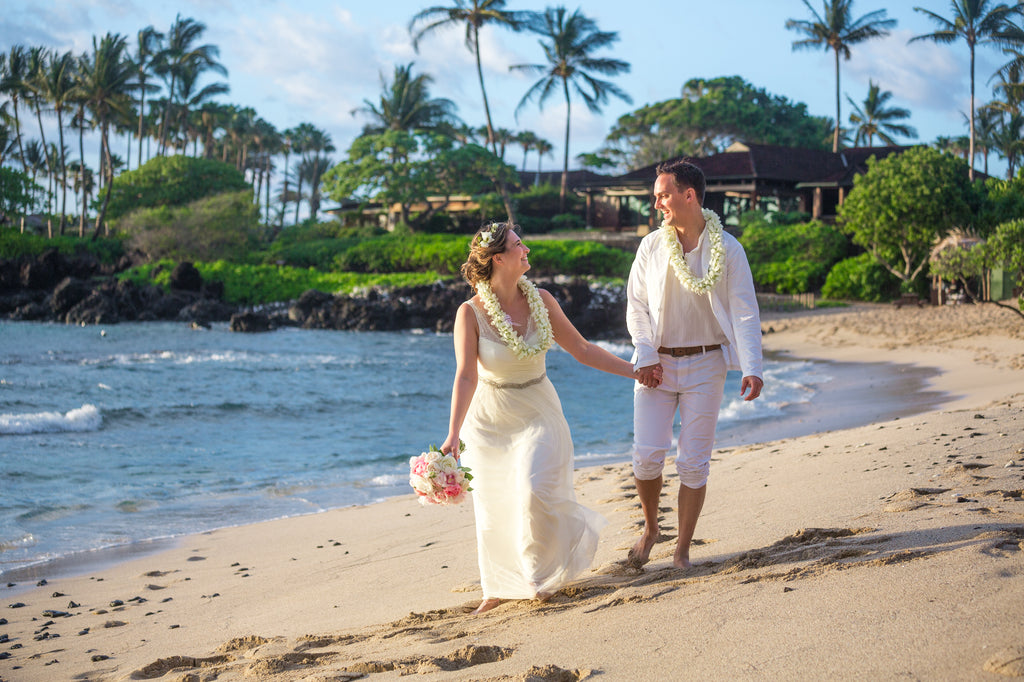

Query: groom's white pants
(632, 349), (727, 489)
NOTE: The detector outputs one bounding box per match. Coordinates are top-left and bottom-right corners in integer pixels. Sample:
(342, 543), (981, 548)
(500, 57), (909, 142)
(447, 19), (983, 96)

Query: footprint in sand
(983, 646), (1024, 676)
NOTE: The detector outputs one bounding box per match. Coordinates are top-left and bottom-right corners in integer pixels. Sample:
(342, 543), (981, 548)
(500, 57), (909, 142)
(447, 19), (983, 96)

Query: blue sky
(2, 0), (1015, 179)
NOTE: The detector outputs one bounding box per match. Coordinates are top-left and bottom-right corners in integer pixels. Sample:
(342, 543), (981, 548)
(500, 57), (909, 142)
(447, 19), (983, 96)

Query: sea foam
(0, 404), (102, 435)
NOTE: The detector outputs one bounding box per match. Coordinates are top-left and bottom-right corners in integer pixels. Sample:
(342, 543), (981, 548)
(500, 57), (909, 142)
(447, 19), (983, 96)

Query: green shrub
(119, 190), (262, 262)
(119, 259), (449, 305)
(821, 253), (902, 302)
(739, 214), (849, 293)
(0, 226), (124, 263)
(526, 240), (633, 277)
(336, 234), (471, 274)
(258, 220), (385, 269)
(105, 155), (249, 220)
(551, 213), (585, 231)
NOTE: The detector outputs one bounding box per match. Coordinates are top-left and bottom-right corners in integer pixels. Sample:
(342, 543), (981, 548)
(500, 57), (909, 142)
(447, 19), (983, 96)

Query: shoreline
(2, 349), (948, 590)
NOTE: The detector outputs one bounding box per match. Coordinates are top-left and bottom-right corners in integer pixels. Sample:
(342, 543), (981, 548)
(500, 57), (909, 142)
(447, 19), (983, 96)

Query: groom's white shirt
(626, 225), (764, 379)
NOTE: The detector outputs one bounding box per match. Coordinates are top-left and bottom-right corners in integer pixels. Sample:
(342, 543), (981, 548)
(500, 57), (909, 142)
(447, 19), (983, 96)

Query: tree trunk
(78, 109), (86, 237)
(832, 48), (840, 153)
(57, 108), (68, 235)
(33, 102), (54, 235)
(279, 151), (290, 232)
(158, 74), (176, 156)
(968, 44), (976, 181)
(137, 77), (146, 168)
(265, 154), (272, 224)
(560, 79), (571, 214)
(92, 123), (114, 240)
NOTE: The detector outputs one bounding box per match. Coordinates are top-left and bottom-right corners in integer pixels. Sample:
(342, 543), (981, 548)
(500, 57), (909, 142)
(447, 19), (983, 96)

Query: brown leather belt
(657, 344), (722, 357)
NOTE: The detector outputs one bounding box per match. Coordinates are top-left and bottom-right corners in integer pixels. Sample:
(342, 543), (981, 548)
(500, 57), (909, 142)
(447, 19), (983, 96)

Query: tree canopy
(104, 155), (249, 221)
(601, 76), (832, 169)
(321, 131), (516, 230)
(837, 146), (984, 285)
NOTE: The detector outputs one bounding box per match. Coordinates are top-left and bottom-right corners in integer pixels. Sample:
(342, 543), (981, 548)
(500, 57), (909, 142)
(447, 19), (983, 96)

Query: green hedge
(336, 234), (470, 274)
(739, 216), (849, 293)
(119, 259), (450, 305)
(334, 233), (633, 278)
(526, 240), (633, 277)
(0, 226), (125, 263)
(821, 253), (902, 302)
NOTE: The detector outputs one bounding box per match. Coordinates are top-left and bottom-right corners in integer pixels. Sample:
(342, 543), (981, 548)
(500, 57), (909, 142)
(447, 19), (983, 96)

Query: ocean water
(0, 320), (833, 577)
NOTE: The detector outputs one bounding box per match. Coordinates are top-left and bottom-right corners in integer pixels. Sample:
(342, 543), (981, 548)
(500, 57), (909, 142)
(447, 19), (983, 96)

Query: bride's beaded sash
(479, 373), (546, 390)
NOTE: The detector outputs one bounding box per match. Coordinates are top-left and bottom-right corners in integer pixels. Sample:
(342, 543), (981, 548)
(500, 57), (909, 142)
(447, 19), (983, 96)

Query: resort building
(575, 142), (913, 233)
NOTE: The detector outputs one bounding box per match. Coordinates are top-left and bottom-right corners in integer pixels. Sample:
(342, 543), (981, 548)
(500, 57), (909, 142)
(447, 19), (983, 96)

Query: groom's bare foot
(626, 528), (660, 568)
(472, 598), (503, 615)
(673, 542), (692, 569)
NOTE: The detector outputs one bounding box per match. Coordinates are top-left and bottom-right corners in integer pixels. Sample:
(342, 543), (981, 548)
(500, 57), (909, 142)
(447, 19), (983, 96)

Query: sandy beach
(2, 301), (1023, 681)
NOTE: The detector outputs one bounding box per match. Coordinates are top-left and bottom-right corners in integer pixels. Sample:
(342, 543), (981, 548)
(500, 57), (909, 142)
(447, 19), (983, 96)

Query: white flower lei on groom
(661, 208), (726, 295)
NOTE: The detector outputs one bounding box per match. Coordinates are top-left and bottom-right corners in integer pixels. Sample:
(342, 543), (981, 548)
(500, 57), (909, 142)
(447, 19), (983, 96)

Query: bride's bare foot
(472, 598), (503, 615)
(626, 528), (660, 568)
(535, 591), (553, 603)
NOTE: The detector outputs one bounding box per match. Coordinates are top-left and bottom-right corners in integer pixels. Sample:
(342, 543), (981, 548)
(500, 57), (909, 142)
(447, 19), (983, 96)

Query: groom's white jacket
(626, 227), (764, 379)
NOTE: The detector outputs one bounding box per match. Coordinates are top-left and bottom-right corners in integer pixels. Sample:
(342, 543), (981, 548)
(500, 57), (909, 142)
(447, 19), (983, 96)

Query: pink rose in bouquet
(409, 442), (473, 506)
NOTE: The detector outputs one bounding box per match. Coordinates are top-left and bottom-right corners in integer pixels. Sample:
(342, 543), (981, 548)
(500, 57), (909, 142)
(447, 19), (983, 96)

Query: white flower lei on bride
(661, 208), (726, 294)
(475, 276), (553, 359)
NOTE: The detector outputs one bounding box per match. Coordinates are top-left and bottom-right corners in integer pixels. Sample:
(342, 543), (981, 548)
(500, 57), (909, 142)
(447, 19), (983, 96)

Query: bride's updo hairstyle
(461, 222), (515, 290)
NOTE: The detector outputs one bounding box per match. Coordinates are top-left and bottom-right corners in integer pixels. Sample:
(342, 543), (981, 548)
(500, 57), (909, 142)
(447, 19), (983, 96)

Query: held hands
(634, 363), (663, 388)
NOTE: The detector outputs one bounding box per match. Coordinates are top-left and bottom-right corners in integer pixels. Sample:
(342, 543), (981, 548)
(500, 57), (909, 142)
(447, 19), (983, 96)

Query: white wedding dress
(460, 299), (607, 600)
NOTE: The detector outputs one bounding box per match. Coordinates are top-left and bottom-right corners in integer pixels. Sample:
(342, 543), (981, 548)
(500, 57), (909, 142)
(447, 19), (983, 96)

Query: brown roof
(575, 143), (918, 192)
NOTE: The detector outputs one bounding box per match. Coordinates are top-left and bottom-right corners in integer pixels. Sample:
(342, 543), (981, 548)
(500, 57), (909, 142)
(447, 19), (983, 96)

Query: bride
(441, 222), (657, 615)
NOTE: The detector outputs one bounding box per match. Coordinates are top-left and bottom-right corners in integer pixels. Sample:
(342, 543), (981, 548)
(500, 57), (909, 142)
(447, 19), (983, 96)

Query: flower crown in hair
(476, 223), (500, 248)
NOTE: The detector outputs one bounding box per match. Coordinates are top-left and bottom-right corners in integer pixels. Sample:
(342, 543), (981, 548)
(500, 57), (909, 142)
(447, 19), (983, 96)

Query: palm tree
(409, 0), (524, 155)
(911, 0), (1022, 179)
(277, 126), (295, 232)
(174, 59), (229, 154)
(786, 0), (896, 153)
(534, 137), (553, 186)
(297, 125), (334, 221)
(226, 105), (256, 171)
(76, 32), (136, 238)
(971, 105), (1002, 173)
(515, 130), (539, 172)
(492, 126), (515, 160)
(66, 160), (94, 236)
(132, 26), (164, 169)
(991, 110), (1024, 175)
(0, 46), (31, 172)
(26, 47), (55, 220)
(154, 15), (226, 156)
(511, 7), (632, 212)
(34, 50), (77, 233)
(0, 113), (19, 168)
(846, 80), (918, 145)
(352, 62), (459, 134)
(298, 154), (334, 221)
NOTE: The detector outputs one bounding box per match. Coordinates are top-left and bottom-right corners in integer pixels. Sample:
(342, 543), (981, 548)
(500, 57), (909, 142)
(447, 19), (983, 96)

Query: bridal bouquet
(409, 442), (473, 506)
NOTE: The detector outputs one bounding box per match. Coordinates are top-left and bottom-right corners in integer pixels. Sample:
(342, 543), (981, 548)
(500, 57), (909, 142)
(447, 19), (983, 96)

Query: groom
(626, 158), (764, 569)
